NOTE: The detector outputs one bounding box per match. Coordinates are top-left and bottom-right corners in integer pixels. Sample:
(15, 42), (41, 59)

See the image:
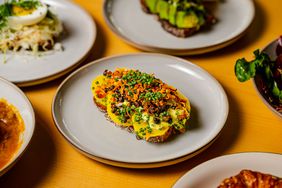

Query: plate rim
(51, 52), (229, 164)
(62, 133), (220, 169)
(173, 152), (282, 188)
(0, 77), (36, 176)
(1, 0), (97, 86)
(103, 0), (255, 55)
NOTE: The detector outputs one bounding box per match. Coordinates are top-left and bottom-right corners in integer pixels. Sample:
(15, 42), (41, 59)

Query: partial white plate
(0, 0), (96, 86)
(103, 0), (255, 55)
(253, 38), (282, 118)
(52, 53), (229, 165)
(173, 152), (282, 188)
(0, 77), (35, 176)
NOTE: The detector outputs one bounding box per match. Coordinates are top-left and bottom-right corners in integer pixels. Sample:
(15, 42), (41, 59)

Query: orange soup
(0, 99), (25, 169)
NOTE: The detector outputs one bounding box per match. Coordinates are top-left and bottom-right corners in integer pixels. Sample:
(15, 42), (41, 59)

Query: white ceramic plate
(253, 38), (282, 118)
(173, 152), (282, 188)
(103, 0), (255, 55)
(52, 53), (229, 165)
(0, 77), (35, 176)
(0, 0), (96, 86)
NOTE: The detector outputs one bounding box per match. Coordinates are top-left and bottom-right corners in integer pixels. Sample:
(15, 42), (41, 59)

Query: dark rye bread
(93, 97), (176, 143)
(140, 0), (216, 38)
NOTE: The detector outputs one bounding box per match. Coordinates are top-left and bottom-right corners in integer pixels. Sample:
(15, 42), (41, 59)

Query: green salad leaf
(235, 49), (282, 103)
(235, 49), (271, 82)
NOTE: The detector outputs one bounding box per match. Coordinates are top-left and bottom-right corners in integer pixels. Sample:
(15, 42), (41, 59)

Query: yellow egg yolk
(12, 5), (35, 16)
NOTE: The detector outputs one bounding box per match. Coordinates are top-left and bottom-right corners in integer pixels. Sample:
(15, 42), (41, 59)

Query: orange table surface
(1, 0), (282, 187)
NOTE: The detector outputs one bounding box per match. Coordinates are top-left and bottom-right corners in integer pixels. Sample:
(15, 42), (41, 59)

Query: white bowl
(0, 77), (35, 176)
(253, 38), (282, 118)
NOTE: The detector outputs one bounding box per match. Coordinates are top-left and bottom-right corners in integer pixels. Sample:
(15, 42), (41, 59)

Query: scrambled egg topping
(92, 68), (191, 141)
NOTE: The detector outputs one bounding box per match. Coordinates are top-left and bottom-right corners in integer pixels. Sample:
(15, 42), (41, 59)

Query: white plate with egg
(0, 77), (35, 176)
(0, 0), (96, 87)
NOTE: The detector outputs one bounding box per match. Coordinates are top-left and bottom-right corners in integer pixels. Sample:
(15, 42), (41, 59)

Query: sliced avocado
(183, 11), (200, 28)
(144, 0), (158, 13)
(158, 1), (169, 20)
(176, 11), (186, 28)
(168, 4), (177, 25)
(176, 11), (199, 29)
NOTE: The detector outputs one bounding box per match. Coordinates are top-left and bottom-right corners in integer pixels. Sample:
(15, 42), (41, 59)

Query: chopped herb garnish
(144, 92), (164, 101)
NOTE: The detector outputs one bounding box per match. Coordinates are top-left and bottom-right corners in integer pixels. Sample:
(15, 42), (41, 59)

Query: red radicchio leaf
(276, 36), (282, 56)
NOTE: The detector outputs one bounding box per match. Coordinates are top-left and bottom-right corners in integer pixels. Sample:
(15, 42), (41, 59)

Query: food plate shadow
(0, 114), (57, 187)
(82, 18), (107, 63)
(187, 104), (201, 131)
(185, 0), (267, 58)
(164, 87), (242, 172)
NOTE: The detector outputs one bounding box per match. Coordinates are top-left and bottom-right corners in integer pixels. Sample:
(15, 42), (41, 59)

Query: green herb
(122, 70), (156, 86)
(128, 90), (133, 96)
(144, 92), (164, 101)
(0, 3), (12, 29)
(235, 49), (282, 102)
(134, 114), (142, 122)
(12, 0), (40, 10)
(160, 111), (169, 117)
(235, 50), (270, 82)
(147, 126), (152, 133)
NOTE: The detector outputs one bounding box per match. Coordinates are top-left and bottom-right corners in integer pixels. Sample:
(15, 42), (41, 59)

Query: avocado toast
(91, 68), (191, 143)
(141, 0), (216, 38)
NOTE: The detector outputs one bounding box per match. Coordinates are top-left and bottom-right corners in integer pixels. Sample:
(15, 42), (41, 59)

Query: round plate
(52, 53), (229, 165)
(173, 152), (282, 188)
(253, 38), (282, 118)
(0, 0), (96, 87)
(0, 77), (35, 176)
(66, 132), (220, 169)
(103, 0), (255, 55)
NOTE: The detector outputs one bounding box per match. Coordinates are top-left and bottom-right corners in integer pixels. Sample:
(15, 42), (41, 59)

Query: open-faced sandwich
(140, 0), (216, 38)
(91, 68), (191, 143)
(235, 37), (282, 113)
(0, 98), (24, 169)
(0, 0), (63, 56)
(218, 169), (282, 188)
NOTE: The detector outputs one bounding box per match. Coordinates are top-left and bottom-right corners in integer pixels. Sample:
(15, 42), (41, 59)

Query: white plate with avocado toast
(103, 0), (255, 55)
(52, 53), (228, 166)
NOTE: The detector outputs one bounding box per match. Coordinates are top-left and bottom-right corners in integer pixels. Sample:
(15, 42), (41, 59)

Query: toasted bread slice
(91, 68), (191, 143)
